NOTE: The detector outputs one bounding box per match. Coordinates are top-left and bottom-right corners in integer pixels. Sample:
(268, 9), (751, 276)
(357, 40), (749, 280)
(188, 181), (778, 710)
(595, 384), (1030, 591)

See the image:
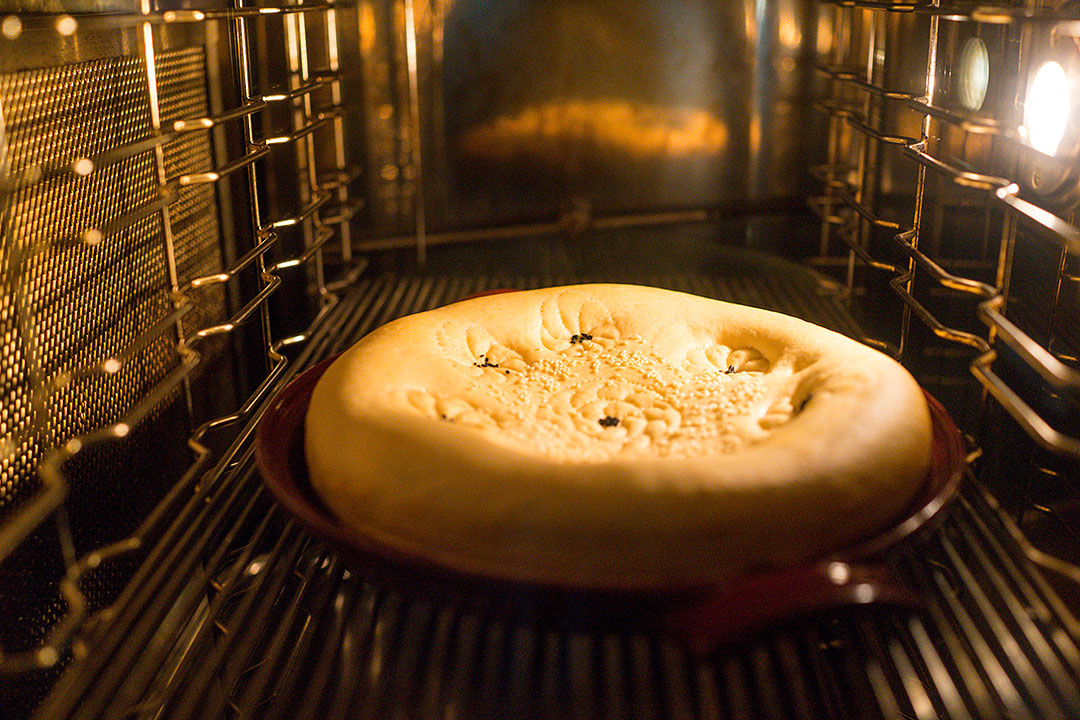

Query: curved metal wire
(816, 72), (1080, 458)
(0, 5), (358, 667)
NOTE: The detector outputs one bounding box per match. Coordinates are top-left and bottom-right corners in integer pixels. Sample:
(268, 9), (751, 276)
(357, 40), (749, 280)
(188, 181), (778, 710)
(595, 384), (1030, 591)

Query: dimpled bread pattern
(305, 284), (933, 588)
(397, 334), (789, 462)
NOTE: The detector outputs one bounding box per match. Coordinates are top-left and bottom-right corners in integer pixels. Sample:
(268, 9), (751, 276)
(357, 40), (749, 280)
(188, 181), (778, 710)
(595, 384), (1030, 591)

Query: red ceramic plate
(256, 353), (966, 643)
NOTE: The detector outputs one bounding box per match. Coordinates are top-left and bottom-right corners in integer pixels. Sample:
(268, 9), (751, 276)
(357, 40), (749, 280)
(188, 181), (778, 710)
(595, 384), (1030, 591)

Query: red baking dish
(256, 353), (966, 652)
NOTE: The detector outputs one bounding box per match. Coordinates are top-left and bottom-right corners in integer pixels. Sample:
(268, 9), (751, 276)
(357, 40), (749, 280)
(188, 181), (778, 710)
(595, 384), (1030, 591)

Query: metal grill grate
(33, 267), (1080, 720)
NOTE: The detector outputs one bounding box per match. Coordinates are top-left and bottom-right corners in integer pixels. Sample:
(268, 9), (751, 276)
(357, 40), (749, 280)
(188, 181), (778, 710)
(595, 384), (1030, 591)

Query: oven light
(956, 38), (989, 112)
(1024, 61), (1072, 157)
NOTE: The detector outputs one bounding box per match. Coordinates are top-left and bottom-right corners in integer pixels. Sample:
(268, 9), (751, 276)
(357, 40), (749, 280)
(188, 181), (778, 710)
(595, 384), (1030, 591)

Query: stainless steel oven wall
(355, 0), (823, 241)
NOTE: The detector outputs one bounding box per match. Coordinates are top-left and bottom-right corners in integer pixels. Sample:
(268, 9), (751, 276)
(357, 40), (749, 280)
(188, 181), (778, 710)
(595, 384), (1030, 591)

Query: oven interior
(1, 1), (1079, 718)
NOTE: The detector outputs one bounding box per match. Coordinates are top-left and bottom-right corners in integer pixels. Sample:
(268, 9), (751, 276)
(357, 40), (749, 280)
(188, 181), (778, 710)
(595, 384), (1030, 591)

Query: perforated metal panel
(0, 55), (166, 512)
(0, 43), (226, 720)
(0, 42), (224, 511)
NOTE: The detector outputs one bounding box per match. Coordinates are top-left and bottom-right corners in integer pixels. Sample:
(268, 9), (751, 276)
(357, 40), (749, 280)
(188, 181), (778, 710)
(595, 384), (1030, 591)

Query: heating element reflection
(458, 99), (729, 162)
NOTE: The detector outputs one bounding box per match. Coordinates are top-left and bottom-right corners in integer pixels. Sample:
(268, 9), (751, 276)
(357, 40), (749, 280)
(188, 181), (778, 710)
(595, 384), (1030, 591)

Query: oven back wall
(358, 0), (823, 236)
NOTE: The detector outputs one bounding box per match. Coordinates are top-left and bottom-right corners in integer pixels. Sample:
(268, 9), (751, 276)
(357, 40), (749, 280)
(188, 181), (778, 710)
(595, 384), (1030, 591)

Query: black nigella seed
(598, 416), (620, 427)
(725, 365), (736, 374)
(570, 333), (594, 345)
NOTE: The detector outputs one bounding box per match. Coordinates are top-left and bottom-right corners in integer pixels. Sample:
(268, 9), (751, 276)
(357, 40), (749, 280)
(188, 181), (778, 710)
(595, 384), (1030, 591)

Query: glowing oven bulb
(1024, 61), (1072, 157)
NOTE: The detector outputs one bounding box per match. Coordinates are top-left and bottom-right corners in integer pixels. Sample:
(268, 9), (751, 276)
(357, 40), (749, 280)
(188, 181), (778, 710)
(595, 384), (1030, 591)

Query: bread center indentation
(401, 334), (800, 461)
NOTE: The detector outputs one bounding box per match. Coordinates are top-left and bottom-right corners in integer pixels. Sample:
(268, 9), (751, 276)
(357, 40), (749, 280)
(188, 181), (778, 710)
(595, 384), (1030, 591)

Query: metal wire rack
(0, 0), (363, 681)
(23, 267), (1080, 720)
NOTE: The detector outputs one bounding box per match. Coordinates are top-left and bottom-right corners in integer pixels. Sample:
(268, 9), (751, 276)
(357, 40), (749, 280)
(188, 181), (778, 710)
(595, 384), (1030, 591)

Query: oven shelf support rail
(0, 0), (365, 676)
(813, 3), (1080, 461)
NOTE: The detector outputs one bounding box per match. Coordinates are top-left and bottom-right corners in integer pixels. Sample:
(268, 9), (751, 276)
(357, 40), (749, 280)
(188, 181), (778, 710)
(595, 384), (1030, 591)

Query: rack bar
(888, 273), (992, 351)
(892, 229), (998, 297)
(262, 191), (330, 230)
(178, 145), (270, 186)
(971, 351), (1080, 455)
(875, 147), (1080, 259)
(817, 65), (861, 80)
(316, 165), (361, 191)
(189, 271), (281, 341)
(261, 76), (336, 104)
(906, 97), (1009, 137)
(891, 147), (1080, 259)
(978, 296), (1080, 397)
(890, 221), (1080, 456)
(813, 100), (858, 119)
(846, 77), (917, 100)
(846, 115), (919, 145)
(829, 219), (902, 274)
(967, 6), (1080, 24)
(902, 141), (1011, 190)
(263, 108), (341, 146)
(809, 163), (855, 188)
(199, 3), (337, 20)
(816, 66), (917, 100)
(808, 196), (848, 226)
(838, 188), (905, 230)
(268, 226), (335, 272)
(995, 185), (1080, 257)
(320, 197), (363, 226)
(820, 0), (922, 11)
(188, 232), (278, 290)
(173, 99), (268, 132)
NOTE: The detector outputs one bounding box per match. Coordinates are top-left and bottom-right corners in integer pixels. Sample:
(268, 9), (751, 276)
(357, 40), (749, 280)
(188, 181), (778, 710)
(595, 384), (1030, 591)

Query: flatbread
(305, 284), (933, 588)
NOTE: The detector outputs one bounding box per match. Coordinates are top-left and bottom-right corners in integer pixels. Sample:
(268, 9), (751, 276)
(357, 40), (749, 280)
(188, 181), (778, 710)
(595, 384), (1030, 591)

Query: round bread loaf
(305, 284), (933, 588)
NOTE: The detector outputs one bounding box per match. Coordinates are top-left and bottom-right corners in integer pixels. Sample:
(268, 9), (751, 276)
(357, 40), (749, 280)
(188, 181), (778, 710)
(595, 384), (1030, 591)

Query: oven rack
(0, 0), (360, 677)
(813, 0), (1080, 460)
(26, 267), (1080, 720)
